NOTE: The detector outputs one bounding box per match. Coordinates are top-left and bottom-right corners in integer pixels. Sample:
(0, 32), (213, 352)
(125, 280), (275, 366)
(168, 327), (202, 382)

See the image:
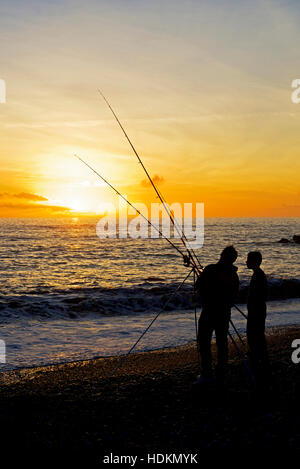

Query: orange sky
(1, 0), (300, 217)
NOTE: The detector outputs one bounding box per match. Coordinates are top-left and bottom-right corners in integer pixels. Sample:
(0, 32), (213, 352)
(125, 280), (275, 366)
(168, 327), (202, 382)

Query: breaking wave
(0, 277), (299, 320)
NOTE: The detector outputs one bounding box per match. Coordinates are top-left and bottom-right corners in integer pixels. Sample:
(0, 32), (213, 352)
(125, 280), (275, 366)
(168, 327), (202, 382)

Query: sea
(0, 217), (299, 371)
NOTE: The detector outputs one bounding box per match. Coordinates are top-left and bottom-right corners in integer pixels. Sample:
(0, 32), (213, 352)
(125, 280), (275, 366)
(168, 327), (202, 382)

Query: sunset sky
(0, 0), (300, 217)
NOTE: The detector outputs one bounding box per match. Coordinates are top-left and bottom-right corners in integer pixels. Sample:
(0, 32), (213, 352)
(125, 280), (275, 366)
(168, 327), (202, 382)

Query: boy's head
(220, 245), (238, 265)
(246, 251), (262, 270)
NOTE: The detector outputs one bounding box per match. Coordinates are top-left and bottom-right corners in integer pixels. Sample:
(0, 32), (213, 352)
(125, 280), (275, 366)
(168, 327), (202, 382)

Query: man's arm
(195, 266), (210, 303)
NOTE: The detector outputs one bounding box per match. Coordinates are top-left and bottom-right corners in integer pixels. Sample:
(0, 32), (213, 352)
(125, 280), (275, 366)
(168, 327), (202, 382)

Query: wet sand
(0, 326), (299, 457)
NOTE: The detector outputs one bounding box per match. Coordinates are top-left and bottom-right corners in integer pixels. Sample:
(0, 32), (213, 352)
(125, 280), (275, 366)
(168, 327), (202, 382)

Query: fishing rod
(233, 304), (248, 320)
(74, 154), (186, 259)
(78, 149), (246, 323)
(75, 156), (202, 374)
(97, 90), (203, 274)
(93, 93), (253, 372)
(97, 89), (202, 272)
(229, 318), (246, 347)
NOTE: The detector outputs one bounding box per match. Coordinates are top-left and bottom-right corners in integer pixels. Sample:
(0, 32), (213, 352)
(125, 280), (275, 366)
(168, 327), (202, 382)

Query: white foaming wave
(0, 276), (299, 321)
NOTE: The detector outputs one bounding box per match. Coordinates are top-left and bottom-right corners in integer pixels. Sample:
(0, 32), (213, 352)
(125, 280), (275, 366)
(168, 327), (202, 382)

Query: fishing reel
(183, 254), (192, 267)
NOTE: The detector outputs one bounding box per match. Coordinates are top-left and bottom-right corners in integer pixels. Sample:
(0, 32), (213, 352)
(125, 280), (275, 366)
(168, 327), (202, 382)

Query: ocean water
(0, 217), (299, 371)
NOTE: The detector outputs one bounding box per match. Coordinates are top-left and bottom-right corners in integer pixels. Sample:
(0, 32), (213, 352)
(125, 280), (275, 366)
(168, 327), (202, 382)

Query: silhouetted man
(246, 251), (269, 381)
(196, 246), (239, 385)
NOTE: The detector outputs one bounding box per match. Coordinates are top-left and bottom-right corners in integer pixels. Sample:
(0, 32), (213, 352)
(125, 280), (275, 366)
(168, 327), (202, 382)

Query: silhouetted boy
(196, 246), (239, 385)
(246, 251), (269, 381)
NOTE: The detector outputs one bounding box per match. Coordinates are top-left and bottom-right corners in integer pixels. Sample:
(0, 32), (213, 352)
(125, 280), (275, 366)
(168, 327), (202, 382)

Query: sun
(32, 148), (126, 215)
(44, 189), (117, 215)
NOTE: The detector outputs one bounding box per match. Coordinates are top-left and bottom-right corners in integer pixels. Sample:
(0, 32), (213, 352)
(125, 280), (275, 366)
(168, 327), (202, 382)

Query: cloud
(0, 192), (70, 216)
(0, 192), (48, 201)
(141, 174), (165, 188)
(4, 120), (106, 129)
(0, 202), (70, 213)
(14, 192), (48, 201)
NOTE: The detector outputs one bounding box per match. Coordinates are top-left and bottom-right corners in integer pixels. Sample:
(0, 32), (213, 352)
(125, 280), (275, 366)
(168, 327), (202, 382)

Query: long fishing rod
(229, 318), (246, 347)
(97, 90), (203, 274)
(233, 303), (248, 320)
(75, 154), (186, 259)
(92, 94), (252, 374)
(95, 94), (252, 316)
(97, 89), (202, 272)
(75, 154), (203, 375)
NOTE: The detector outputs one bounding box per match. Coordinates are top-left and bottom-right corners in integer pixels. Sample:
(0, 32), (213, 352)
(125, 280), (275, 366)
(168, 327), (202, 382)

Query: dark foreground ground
(0, 327), (299, 461)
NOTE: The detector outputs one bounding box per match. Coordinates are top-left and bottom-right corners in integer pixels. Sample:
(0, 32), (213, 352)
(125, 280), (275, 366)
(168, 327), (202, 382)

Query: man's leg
(247, 319), (260, 379)
(259, 311), (269, 369)
(198, 310), (214, 378)
(255, 316), (270, 382)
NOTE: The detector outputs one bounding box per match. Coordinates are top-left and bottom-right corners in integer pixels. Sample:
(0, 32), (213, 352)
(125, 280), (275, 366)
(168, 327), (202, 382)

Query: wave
(0, 276), (299, 320)
(239, 277), (300, 302)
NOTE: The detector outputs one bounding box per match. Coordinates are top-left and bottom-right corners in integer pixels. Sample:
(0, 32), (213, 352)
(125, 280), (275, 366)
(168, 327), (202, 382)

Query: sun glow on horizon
(27, 147), (130, 215)
(1, 1), (300, 217)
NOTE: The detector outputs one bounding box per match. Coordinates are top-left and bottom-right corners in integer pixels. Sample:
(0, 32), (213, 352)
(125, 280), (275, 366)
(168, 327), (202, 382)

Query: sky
(0, 0), (300, 217)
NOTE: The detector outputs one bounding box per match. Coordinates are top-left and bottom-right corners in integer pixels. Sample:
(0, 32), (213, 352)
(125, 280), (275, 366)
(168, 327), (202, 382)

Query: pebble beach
(0, 326), (299, 459)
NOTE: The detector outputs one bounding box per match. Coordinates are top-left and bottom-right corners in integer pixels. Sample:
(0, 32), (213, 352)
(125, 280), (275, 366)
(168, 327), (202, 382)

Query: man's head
(219, 245), (238, 265)
(246, 251), (262, 270)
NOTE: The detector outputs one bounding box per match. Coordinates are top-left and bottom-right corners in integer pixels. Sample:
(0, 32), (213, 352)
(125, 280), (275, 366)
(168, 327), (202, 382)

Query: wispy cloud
(0, 192), (48, 201)
(4, 113), (289, 130)
(3, 120), (106, 129)
(0, 202), (70, 212)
